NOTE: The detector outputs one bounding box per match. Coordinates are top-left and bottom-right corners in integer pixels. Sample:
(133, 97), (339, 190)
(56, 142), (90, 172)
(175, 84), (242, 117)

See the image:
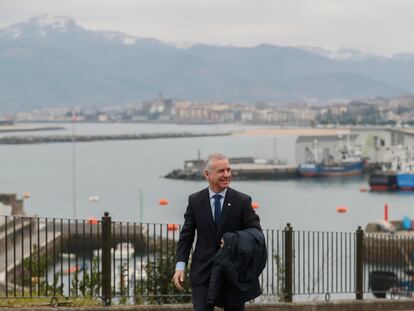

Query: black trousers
(192, 284), (245, 311)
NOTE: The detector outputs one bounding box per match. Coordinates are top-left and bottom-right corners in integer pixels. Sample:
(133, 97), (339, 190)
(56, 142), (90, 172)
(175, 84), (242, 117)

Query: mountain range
(1, 15), (414, 112)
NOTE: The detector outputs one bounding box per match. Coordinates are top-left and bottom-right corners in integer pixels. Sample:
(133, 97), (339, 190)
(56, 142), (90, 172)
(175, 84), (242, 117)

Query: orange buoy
(159, 198), (169, 206)
(251, 202), (259, 209)
(336, 205), (348, 213)
(23, 192), (31, 199)
(359, 187), (368, 192)
(167, 224), (179, 231)
(87, 217), (98, 225)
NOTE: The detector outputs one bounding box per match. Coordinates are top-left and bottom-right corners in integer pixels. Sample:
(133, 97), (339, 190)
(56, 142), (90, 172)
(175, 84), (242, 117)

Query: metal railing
(0, 212), (412, 305)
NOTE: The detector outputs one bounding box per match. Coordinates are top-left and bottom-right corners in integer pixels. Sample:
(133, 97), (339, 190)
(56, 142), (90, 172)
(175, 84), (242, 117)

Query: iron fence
(0, 212), (412, 305)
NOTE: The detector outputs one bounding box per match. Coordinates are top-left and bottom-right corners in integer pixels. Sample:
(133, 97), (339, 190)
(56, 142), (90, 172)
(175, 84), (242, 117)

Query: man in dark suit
(173, 153), (261, 311)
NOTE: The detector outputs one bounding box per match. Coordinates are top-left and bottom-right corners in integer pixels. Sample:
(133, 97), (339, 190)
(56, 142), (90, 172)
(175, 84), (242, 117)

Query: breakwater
(0, 125), (64, 133)
(0, 132), (231, 144)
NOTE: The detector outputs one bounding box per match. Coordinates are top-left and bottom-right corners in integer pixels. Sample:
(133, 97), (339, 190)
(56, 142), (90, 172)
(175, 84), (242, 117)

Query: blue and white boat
(298, 144), (365, 177)
(397, 161), (414, 191)
(299, 159), (365, 177)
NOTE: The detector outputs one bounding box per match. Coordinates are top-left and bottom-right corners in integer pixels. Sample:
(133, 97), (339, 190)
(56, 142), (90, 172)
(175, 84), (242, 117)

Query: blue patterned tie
(213, 194), (222, 227)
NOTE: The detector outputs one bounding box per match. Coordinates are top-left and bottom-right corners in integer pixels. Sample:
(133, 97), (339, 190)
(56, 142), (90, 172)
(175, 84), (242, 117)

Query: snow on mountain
(299, 46), (387, 61)
(0, 14), (77, 39)
(0, 14), (412, 112)
(0, 15), (149, 46)
(34, 14), (72, 31)
(96, 30), (137, 45)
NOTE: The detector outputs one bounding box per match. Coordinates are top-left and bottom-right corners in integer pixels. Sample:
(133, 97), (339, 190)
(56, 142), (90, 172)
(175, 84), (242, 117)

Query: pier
(0, 132), (230, 144)
(165, 157), (383, 180)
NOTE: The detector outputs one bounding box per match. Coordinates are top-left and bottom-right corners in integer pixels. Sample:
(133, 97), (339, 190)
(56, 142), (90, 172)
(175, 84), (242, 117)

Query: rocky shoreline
(0, 132), (231, 144)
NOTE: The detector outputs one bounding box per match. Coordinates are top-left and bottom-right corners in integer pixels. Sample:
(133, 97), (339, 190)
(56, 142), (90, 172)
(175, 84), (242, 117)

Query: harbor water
(1, 123), (414, 232)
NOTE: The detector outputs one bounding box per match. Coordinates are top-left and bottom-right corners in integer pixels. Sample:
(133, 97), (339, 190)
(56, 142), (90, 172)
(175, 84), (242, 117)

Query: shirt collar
(209, 187), (227, 199)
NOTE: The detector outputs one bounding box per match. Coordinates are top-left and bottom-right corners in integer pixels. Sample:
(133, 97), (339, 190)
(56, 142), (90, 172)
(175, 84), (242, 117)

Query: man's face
(204, 158), (231, 192)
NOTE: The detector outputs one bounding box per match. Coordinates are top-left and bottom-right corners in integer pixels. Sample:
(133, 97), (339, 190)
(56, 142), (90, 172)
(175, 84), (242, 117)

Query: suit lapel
(202, 188), (216, 234)
(217, 187), (233, 236)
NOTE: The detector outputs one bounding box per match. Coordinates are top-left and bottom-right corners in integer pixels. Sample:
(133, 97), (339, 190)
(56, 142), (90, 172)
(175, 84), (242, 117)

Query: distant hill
(0, 15), (413, 112)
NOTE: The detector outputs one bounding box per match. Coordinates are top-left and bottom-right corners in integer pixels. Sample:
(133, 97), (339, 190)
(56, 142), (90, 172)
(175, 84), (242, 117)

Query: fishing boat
(369, 172), (398, 191)
(397, 161), (414, 191)
(299, 160), (364, 177)
(298, 144), (365, 177)
(368, 147), (414, 191)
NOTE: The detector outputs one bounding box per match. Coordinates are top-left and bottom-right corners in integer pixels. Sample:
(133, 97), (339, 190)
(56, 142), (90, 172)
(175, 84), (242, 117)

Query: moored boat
(397, 161), (414, 191)
(397, 150), (414, 191)
(297, 163), (319, 177)
(369, 172), (398, 191)
(298, 144), (365, 177)
(298, 161), (365, 177)
(396, 173), (414, 191)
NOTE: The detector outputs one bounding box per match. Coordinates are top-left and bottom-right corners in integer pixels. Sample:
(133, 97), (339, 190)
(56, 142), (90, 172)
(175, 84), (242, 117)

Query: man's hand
(220, 238), (224, 248)
(172, 270), (185, 291)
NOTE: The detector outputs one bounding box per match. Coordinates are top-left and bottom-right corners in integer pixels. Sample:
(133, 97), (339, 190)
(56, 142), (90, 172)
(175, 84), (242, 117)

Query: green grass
(0, 297), (101, 307)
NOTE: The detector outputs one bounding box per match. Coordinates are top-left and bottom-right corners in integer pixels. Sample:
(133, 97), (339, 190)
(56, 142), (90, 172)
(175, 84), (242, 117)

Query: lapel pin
(228, 203), (231, 207)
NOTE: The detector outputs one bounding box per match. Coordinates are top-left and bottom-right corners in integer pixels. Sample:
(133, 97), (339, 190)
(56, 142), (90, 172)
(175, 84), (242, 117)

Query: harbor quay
(165, 156), (383, 180)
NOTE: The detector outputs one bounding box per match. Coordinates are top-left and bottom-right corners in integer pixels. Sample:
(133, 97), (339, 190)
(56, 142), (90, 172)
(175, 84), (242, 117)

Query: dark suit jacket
(206, 228), (267, 307)
(176, 187), (261, 285)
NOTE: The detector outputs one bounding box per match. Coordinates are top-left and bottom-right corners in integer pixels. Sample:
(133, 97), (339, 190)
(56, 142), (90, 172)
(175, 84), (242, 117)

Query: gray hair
(205, 153), (228, 171)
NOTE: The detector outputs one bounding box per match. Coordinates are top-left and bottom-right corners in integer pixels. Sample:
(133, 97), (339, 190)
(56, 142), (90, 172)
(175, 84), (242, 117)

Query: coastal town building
(7, 95), (414, 127)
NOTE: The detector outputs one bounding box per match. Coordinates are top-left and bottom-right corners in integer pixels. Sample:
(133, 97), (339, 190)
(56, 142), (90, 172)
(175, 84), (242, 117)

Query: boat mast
(313, 139), (318, 163)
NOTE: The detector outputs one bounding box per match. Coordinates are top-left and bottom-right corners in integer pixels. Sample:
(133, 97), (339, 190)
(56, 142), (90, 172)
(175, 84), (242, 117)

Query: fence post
(284, 223), (293, 302)
(356, 226), (364, 300)
(101, 212), (112, 306)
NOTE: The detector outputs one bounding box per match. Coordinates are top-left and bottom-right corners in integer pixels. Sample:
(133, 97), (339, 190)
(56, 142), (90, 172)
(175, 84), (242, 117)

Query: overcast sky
(1, 0), (413, 56)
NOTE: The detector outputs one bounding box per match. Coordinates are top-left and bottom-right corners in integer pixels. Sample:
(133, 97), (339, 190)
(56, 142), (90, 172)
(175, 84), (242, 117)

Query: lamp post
(72, 109), (77, 219)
